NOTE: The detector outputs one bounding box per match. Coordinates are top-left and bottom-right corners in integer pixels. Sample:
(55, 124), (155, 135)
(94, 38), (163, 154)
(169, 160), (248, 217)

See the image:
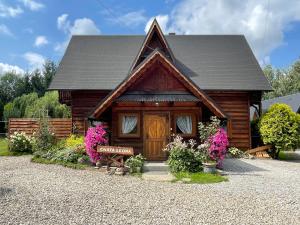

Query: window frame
(173, 112), (196, 137)
(118, 112), (140, 138)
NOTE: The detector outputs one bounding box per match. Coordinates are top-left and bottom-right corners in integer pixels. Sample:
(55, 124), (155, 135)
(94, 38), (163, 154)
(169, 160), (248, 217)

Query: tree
(263, 59), (300, 100)
(0, 72), (26, 103)
(24, 91), (70, 118)
(43, 60), (57, 90)
(259, 103), (300, 159)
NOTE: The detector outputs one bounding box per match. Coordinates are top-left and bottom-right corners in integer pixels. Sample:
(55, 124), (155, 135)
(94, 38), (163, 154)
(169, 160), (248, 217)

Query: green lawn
(173, 172), (228, 184)
(0, 138), (10, 156)
(279, 151), (300, 160)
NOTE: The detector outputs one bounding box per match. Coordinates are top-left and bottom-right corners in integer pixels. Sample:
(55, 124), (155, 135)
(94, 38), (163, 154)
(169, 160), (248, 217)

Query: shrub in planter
(84, 124), (108, 163)
(198, 117), (229, 168)
(9, 132), (36, 153)
(259, 103), (300, 159)
(164, 135), (201, 173)
(125, 154), (146, 173)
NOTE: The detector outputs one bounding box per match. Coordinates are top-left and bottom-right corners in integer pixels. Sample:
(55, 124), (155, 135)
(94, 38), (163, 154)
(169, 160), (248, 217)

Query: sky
(0, 0), (300, 74)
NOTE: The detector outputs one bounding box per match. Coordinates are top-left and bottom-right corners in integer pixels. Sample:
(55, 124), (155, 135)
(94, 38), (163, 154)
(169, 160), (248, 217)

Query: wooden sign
(97, 146), (134, 156)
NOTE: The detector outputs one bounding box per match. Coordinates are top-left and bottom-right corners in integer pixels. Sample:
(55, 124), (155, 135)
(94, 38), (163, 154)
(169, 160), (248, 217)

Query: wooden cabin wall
(206, 91), (251, 150)
(71, 90), (110, 134)
(111, 102), (201, 155)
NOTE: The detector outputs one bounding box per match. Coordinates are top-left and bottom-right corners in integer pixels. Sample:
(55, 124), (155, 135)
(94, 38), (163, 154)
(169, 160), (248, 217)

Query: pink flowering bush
(84, 124), (108, 163)
(198, 117), (229, 168)
(209, 128), (229, 167)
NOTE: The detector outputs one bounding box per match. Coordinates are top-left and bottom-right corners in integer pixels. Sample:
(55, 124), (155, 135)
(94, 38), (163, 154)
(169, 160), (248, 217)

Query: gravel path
(0, 156), (299, 225)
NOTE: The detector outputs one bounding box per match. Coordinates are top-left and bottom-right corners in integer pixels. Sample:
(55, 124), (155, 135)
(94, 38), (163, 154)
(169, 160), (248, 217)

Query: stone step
(142, 171), (174, 182)
(143, 161), (169, 172)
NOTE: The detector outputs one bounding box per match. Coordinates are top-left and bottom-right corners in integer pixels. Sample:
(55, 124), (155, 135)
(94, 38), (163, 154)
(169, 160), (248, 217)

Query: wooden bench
(246, 145), (272, 158)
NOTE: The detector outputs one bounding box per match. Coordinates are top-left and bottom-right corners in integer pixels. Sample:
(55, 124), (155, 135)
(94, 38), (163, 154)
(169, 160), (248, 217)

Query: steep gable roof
(49, 27), (272, 91)
(130, 19), (175, 71)
(90, 49), (227, 119)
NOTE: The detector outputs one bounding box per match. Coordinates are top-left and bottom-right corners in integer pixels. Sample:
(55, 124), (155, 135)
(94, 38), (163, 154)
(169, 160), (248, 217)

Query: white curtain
(122, 116), (137, 134)
(176, 116), (192, 134)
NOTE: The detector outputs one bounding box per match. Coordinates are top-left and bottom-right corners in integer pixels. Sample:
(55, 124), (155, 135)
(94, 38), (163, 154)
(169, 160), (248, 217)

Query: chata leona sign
(97, 146), (134, 156)
(97, 146), (134, 168)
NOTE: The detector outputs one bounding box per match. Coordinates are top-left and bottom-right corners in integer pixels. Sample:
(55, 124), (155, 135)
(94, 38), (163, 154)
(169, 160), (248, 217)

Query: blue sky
(0, 0), (300, 74)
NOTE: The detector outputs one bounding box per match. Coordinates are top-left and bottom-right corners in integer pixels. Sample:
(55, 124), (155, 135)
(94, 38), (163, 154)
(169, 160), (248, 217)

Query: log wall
(207, 91), (251, 149)
(8, 118), (72, 139)
(71, 90), (110, 134)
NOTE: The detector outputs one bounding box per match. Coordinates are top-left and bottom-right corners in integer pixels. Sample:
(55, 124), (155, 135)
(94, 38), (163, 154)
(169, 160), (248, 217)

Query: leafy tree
(259, 103), (300, 159)
(0, 72), (26, 103)
(24, 91), (70, 118)
(43, 60), (57, 90)
(263, 59), (300, 100)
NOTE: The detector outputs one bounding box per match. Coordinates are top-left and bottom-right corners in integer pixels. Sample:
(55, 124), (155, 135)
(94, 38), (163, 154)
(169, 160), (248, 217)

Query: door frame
(142, 111), (170, 160)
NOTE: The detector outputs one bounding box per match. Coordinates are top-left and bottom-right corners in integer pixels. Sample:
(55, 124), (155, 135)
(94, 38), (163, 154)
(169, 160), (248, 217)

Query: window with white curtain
(119, 113), (139, 137)
(176, 115), (193, 134)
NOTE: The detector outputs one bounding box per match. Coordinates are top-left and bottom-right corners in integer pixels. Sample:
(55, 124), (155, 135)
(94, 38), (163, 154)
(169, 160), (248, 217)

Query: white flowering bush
(10, 132), (36, 153)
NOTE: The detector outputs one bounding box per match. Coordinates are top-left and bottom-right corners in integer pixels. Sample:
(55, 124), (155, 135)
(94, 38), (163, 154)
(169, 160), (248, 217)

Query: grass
(0, 138), (31, 156)
(278, 151), (299, 160)
(31, 156), (88, 170)
(0, 138), (9, 156)
(173, 172), (228, 184)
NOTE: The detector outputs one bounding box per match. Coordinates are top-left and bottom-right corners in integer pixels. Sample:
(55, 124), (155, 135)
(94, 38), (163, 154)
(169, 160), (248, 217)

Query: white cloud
(0, 3), (23, 18)
(0, 24), (13, 36)
(0, 62), (24, 75)
(57, 14), (70, 33)
(34, 35), (48, 47)
(69, 18), (100, 35)
(20, 0), (44, 11)
(109, 10), (147, 27)
(145, 15), (169, 33)
(55, 14), (100, 52)
(145, 0), (300, 64)
(23, 52), (45, 70)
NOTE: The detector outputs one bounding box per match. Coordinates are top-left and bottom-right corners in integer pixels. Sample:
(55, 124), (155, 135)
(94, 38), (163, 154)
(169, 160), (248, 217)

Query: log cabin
(49, 19), (271, 160)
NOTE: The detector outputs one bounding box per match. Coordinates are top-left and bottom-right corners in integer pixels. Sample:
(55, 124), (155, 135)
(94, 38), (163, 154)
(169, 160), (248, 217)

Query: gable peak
(130, 18), (175, 71)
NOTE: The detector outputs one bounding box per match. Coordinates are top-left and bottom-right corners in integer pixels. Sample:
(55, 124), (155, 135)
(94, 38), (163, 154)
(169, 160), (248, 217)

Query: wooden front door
(144, 113), (169, 161)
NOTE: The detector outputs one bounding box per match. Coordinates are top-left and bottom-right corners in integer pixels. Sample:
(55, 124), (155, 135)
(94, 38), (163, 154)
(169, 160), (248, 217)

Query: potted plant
(125, 154), (146, 173)
(197, 143), (217, 173)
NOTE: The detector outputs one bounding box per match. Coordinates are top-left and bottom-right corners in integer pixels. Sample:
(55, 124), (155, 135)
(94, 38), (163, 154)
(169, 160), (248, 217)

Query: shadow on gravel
(0, 187), (13, 197)
(223, 159), (267, 174)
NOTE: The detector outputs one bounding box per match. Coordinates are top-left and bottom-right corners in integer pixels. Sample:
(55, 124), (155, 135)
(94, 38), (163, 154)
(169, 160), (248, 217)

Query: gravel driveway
(1, 156), (299, 225)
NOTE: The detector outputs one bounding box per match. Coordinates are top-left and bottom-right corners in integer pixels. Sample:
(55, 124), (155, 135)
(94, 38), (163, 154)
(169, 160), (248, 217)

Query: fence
(8, 118), (72, 139)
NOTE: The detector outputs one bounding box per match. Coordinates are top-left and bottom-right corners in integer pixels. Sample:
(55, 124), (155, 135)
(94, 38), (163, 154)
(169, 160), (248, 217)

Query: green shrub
(33, 117), (56, 152)
(228, 147), (245, 158)
(65, 134), (84, 148)
(259, 103), (300, 158)
(164, 136), (202, 173)
(9, 132), (36, 153)
(125, 154), (146, 172)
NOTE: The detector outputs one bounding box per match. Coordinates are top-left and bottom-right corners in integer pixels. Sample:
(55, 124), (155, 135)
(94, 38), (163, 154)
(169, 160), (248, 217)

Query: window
(118, 113), (140, 137)
(174, 113), (196, 136)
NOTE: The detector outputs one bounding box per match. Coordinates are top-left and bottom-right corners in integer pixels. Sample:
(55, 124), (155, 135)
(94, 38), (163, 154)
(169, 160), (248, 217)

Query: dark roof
(116, 91), (200, 102)
(49, 35), (271, 91)
(262, 93), (300, 113)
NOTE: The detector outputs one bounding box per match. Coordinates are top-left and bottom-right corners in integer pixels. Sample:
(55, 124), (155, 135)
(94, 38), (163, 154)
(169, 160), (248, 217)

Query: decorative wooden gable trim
(90, 49), (227, 119)
(129, 18), (175, 71)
